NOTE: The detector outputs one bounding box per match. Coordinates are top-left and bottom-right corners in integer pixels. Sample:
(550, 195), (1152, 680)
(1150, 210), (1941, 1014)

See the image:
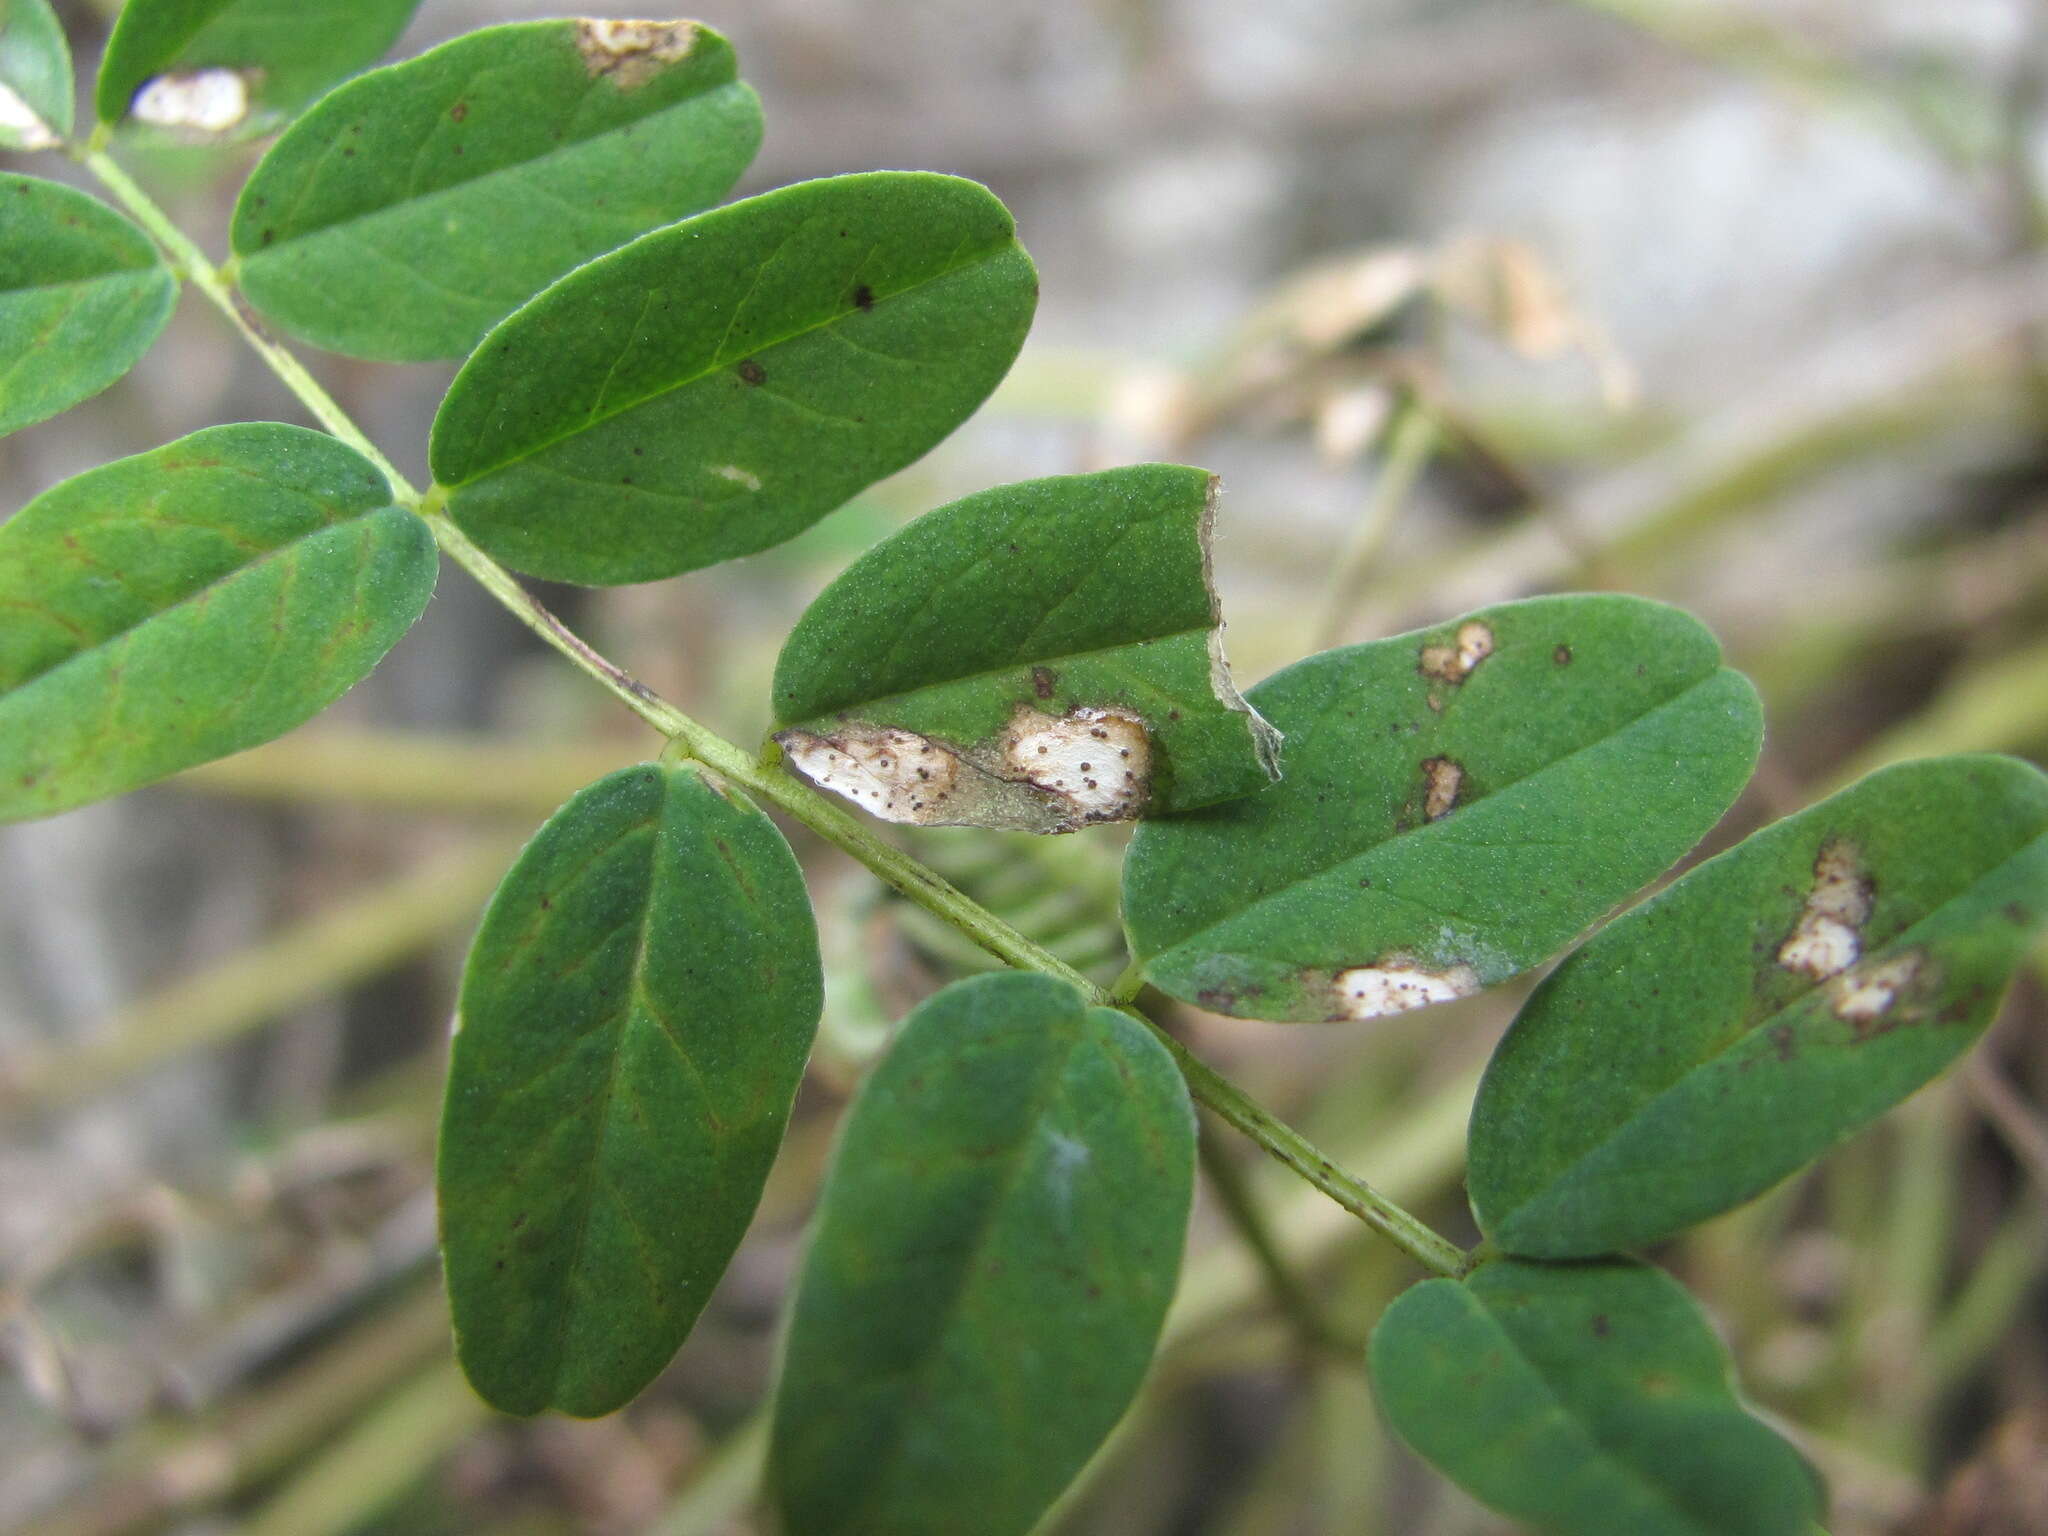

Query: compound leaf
(1, 173), (176, 438)
(1370, 1258), (1822, 1536)
(770, 972), (1194, 1536)
(771, 465), (1280, 833)
(232, 19), (762, 362)
(1121, 595), (1762, 1022)
(0, 423), (434, 822)
(440, 763), (823, 1418)
(95, 0), (418, 138)
(0, 0), (72, 149)
(430, 171), (1038, 585)
(1469, 754), (2048, 1259)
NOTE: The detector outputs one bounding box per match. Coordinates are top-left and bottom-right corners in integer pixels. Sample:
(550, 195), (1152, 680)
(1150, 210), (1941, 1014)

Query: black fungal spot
(1553, 644), (1573, 666)
(852, 284), (875, 311)
(1032, 665), (1056, 699)
(737, 359), (767, 386)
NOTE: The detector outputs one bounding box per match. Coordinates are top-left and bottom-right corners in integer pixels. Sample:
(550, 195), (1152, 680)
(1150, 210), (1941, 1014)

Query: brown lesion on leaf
(574, 19), (700, 88)
(1418, 620), (1494, 686)
(1031, 665), (1056, 700)
(1329, 957), (1479, 1021)
(1421, 755), (1464, 821)
(1777, 838), (1873, 981)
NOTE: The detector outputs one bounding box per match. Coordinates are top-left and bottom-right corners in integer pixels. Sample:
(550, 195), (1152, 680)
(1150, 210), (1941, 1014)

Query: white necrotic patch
(777, 727), (961, 825)
(1332, 960), (1480, 1020)
(714, 465), (762, 491)
(131, 70), (250, 133)
(575, 19), (698, 85)
(1003, 706), (1151, 821)
(1828, 951), (1923, 1026)
(0, 84), (59, 150)
(1777, 839), (1873, 980)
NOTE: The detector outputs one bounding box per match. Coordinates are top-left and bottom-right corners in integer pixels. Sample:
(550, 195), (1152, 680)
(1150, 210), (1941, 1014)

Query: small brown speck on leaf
(737, 359), (767, 385)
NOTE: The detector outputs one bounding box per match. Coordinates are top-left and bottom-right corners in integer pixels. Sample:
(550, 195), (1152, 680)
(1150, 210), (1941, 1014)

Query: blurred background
(5, 0), (2048, 1531)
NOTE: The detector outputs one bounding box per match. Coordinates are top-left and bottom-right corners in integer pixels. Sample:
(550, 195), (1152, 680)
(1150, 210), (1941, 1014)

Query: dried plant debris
(779, 705), (1155, 836)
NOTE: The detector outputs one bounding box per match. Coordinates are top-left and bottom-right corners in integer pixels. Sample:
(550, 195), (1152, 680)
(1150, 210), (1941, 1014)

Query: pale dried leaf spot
(778, 726), (962, 826)
(0, 84), (60, 150)
(1778, 839), (1874, 981)
(1332, 959), (1480, 1021)
(575, 19), (699, 88)
(1829, 951), (1924, 1027)
(1418, 621), (1494, 685)
(714, 465), (762, 492)
(1422, 755), (1463, 821)
(131, 69), (250, 133)
(1003, 705), (1151, 822)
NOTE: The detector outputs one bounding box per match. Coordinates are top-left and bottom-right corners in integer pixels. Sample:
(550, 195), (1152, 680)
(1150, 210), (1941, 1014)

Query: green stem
(1315, 398), (1437, 650)
(78, 148), (1470, 1283)
(1197, 1115), (1359, 1354)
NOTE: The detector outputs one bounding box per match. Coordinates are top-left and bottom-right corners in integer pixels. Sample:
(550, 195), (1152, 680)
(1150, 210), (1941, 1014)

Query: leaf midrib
(1456, 1287), (1753, 1536)
(0, 498), (401, 700)
(241, 68), (749, 269)
(435, 221), (1021, 490)
(1485, 828), (2048, 1237)
(826, 1017), (1088, 1524)
(1144, 670), (1734, 965)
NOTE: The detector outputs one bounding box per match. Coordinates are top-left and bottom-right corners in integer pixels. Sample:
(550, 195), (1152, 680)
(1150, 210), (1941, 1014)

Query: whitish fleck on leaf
(779, 704), (1156, 835)
(1418, 620), (1494, 686)
(1332, 958), (1479, 1021)
(1778, 838), (1872, 981)
(778, 726), (963, 824)
(1004, 706), (1150, 821)
(0, 84), (59, 149)
(1422, 755), (1463, 821)
(131, 69), (250, 133)
(575, 19), (698, 88)
(715, 465), (763, 491)
(1829, 950), (1925, 1027)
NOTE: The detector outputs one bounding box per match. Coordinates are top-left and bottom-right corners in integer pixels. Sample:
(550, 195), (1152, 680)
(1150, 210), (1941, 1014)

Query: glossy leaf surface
(1370, 1258), (1821, 1536)
(1, 173), (176, 438)
(431, 172), (1037, 585)
(771, 465), (1281, 833)
(1121, 595), (1762, 1022)
(232, 19), (762, 362)
(440, 763), (823, 1417)
(1470, 754), (2048, 1258)
(96, 0), (418, 136)
(0, 0), (71, 149)
(770, 972), (1194, 1536)
(0, 424), (432, 821)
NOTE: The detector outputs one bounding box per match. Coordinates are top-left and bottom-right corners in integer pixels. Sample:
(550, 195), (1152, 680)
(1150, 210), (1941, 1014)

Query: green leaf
(0, 0), (72, 149)
(439, 762), (823, 1418)
(1, 173), (177, 438)
(231, 19), (762, 363)
(1120, 595), (1763, 1022)
(430, 171), (1038, 585)
(770, 465), (1281, 833)
(1469, 754), (2048, 1259)
(1369, 1258), (1822, 1536)
(770, 972), (1194, 1536)
(95, 0), (418, 138)
(0, 423), (434, 821)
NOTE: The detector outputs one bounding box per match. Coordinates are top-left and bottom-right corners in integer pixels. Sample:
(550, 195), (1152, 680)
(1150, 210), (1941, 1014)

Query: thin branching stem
(79, 147), (1472, 1281)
